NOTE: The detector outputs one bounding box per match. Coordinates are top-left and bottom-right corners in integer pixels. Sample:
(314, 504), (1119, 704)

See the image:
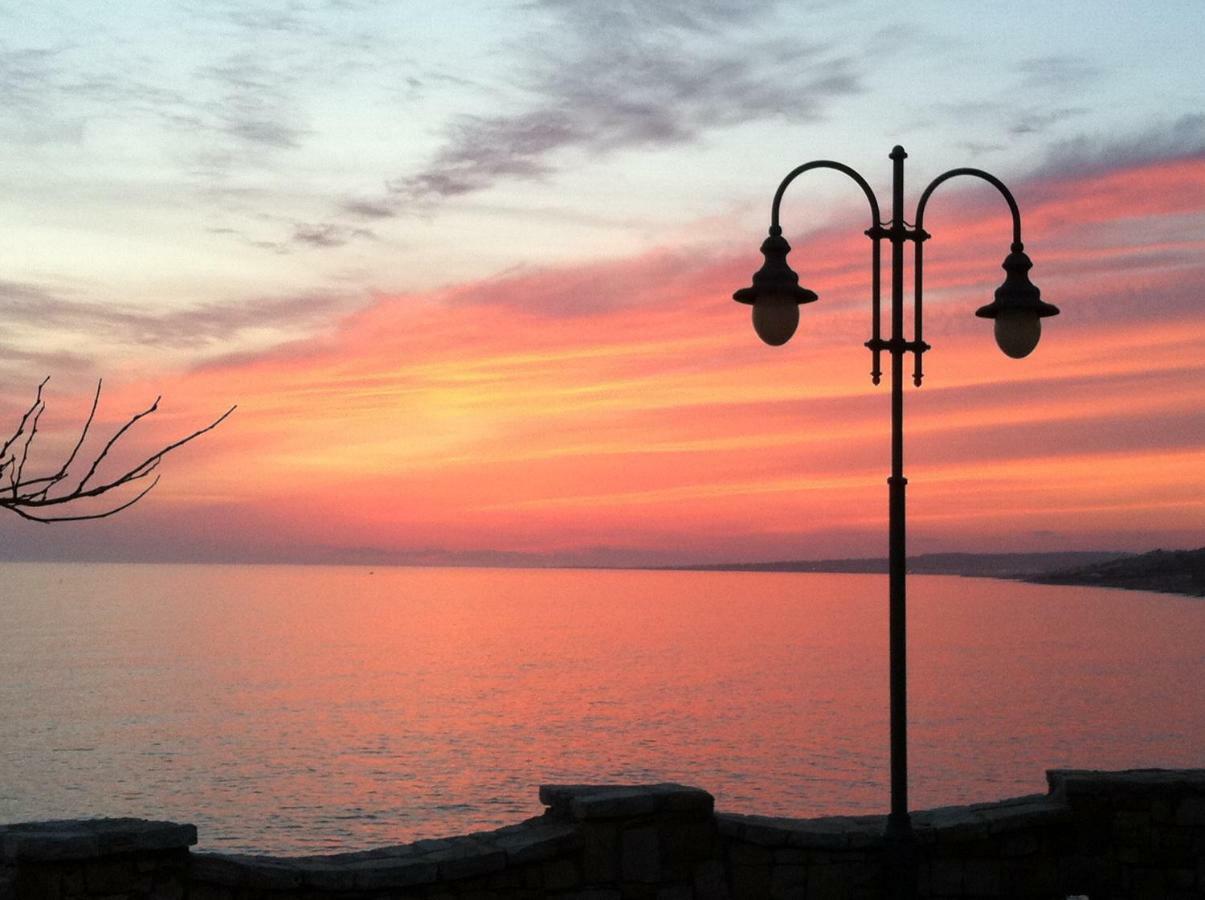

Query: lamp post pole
(885, 146), (911, 853)
(734, 145), (1058, 899)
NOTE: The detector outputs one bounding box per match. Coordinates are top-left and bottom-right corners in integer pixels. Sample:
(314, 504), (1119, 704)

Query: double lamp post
(733, 145), (1059, 894)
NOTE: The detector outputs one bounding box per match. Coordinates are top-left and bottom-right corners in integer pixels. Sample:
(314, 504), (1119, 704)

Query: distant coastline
(1022, 547), (1204, 598)
(680, 548), (1205, 598)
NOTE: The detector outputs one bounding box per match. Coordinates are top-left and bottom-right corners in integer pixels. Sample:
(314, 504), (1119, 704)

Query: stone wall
(2, 769), (1202, 899)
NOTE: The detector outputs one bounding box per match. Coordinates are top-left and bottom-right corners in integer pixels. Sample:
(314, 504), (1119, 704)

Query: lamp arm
(915, 168), (1023, 250)
(909, 168), (1026, 383)
(770, 160), (881, 233)
(769, 161), (886, 383)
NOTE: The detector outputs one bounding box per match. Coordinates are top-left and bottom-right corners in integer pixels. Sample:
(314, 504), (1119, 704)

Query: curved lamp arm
(915, 167), (1023, 249)
(771, 160), (882, 233)
(909, 168), (1026, 383)
(768, 160), (887, 382)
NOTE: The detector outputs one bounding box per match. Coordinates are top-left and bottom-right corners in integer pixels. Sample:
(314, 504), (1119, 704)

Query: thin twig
(14, 392), (46, 497)
(0, 376), (50, 463)
(72, 396), (161, 493)
(23, 379), (103, 499)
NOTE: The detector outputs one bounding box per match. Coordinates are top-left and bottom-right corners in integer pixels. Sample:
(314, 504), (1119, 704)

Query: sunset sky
(0, 1), (1201, 566)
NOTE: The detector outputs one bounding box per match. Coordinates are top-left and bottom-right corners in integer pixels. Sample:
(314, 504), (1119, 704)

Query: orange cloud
(7, 155), (1199, 565)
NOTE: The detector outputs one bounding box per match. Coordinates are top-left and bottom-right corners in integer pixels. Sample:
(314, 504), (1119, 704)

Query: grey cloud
(526, 0), (780, 31)
(0, 3), (408, 255)
(342, 198), (397, 219)
(199, 53), (310, 152)
(0, 46), (85, 144)
(958, 140), (1007, 157)
(0, 279), (353, 353)
(291, 222), (377, 248)
(1008, 106), (1090, 136)
(1017, 55), (1101, 90)
(389, 1), (862, 206)
(1034, 114), (1205, 179)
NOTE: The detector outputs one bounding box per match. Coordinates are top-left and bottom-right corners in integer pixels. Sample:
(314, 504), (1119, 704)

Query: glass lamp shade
(993, 308), (1041, 358)
(752, 298), (800, 346)
(734, 229), (818, 347)
(975, 245), (1058, 358)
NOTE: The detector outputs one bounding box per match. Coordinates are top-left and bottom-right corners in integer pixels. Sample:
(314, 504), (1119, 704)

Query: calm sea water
(0, 562), (1201, 854)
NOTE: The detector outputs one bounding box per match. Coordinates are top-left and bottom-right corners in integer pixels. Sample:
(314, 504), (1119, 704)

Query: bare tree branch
(20, 379), (103, 499)
(7, 475), (162, 524)
(0, 379), (235, 523)
(0, 376), (50, 470)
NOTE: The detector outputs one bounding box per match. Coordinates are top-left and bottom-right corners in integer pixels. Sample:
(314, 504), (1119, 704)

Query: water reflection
(1, 562), (1201, 854)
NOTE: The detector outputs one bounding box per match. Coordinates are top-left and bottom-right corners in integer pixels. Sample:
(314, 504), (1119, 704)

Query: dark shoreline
(676, 548), (1205, 599)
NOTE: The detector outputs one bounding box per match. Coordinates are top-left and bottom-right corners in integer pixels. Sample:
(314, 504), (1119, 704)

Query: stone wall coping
(1047, 767), (1205, 797)
(717, 792), (1073, 849)
(0, 818), (196, 862)
(539, 783), (714, 820)
(716, 811), (885, 850)
(189, 817), (579, 891)
(911, 793), (1071, 843)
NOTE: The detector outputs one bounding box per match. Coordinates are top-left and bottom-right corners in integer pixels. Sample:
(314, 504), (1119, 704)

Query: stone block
(411, 837), (457, 853)
(806, 861), (858, 900)
(350, 857), (439, 889)
(1050, 857), (1098, 896)
(84, 859), (137, 894)
(1168, 866), (1197, 888)
(1176, 795), (1205, 826)
(0, 820), (196, 864)
(1129, 865), (1168, 900)
(59, 866), (84, 896)
(148, 879), (184, 900)
(961, 858), (1000, 895)
(769, 863), (805, 899)
(539, 784), (712, 822)
(726, 843), (771, 867)
(189, 854), (303, 890)
(729, 864), (770, 900)
(486, 865), (525, 888)
(12, 866), (61, 900)
(581, 823), (619, 883)
(616, 884), (658, 900)
(655, 886), (692, 900)
(792, 817), (879, 851)
(928, 858), (963, 896)
(693, 859), (728, 900)
(429, 842), (507, 881)
(621, 827), (660, 883)
(999, 830), (1039, 857)
(543, 858), (579, 891)
(181, 883), (228, 900)
(494, 822), (580, 865)
(1151, 825), (1195, 860)
(715, 814), (792, 848)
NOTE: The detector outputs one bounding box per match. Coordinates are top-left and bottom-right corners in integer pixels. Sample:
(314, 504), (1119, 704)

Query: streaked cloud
(1015, 55), (1101, 90)
(1036, 114), (1205, 178)
(389, 1), (862, 205)
(0, 278), (355, 358)
(66, 150), (1198, 565)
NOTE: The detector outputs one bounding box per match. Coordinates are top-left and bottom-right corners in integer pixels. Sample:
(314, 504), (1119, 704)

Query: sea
(1, 562), (1201, 855)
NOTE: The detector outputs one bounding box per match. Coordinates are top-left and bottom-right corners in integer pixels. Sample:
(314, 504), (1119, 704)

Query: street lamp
(733, 146), (1058, 897)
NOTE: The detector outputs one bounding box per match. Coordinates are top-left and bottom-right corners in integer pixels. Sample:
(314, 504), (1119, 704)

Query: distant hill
(685, 550), (1130, 579)
(1024, 547), (1205, 597)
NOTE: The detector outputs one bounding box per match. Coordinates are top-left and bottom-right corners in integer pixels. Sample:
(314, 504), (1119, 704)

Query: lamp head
(974, 244), (1059, 358)
(733, 227), (818, 346)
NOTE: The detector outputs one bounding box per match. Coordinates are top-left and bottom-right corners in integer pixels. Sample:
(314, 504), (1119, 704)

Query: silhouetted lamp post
(733, 146), (1058, 898)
